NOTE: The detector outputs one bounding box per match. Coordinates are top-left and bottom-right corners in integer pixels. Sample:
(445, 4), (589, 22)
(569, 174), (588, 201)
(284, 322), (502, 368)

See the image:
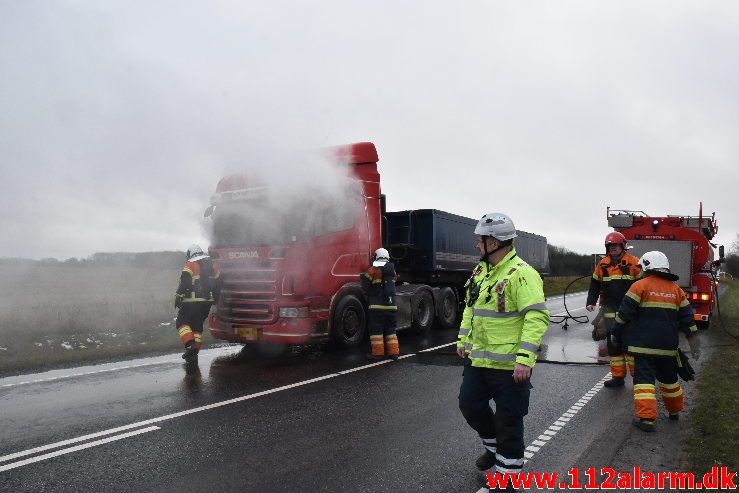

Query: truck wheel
(436, 287), (458, 330)
(331, 295), (367, 348)
(411, 290), (434, 332)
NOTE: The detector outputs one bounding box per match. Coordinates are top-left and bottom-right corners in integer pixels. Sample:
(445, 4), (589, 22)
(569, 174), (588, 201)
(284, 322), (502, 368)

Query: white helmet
(186, 244), (207, 261)
(373, 247), (390, 267)
(474, 213), (517, 241)
(639, 251), (678, 279)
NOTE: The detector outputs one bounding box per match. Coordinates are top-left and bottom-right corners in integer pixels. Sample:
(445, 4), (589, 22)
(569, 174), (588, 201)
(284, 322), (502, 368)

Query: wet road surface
(2, 291), (622, 492)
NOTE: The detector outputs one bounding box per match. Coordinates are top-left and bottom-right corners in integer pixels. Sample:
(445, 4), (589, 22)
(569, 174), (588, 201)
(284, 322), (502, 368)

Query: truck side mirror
(204, 205), (215, 218)
(719, 245), (725, 260)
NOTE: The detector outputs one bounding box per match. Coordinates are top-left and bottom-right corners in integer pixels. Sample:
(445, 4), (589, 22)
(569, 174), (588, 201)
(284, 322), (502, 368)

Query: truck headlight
(279, 307), (309, 318)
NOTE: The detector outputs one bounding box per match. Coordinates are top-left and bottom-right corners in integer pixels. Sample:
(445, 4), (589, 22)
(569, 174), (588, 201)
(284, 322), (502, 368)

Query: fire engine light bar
(280, 307), (309, 318)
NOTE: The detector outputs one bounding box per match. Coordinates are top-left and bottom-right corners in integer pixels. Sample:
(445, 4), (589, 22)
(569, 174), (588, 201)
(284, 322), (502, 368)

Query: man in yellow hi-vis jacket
(456, 213), (550, 483)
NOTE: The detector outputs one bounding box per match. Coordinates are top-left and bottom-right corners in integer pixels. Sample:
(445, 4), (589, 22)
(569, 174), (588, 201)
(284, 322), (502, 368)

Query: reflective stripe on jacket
(457, 249), (550, 370)
(176, 257), (220, 303)
(586, 253), (643, 311)
(360, 262), (398, 311)
(612, 274), (697, 356)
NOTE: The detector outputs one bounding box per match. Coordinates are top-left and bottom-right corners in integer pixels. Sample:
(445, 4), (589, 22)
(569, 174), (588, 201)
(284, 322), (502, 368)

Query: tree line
(546, 245), (595, 276)
(548, 235), (739, 279)
(2, 237), (737, 277)
(0, 251), (184, 270)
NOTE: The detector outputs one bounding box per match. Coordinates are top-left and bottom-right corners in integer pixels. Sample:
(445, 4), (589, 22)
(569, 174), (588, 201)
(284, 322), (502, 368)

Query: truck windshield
(209, 191), (358, 248)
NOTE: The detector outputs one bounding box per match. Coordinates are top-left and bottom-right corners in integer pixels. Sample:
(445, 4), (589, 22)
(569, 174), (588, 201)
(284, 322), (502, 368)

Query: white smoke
(202, 144), (362, 248)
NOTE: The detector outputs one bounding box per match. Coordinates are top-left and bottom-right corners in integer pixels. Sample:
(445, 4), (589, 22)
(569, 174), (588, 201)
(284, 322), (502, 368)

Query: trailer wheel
(411, 290), (434, 332)
(436, 287), (458, 330)
(331, 295), (366, 348)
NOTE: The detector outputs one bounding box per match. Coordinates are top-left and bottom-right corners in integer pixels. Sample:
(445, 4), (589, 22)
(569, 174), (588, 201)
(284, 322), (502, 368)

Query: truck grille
(217, 260), (278, 325)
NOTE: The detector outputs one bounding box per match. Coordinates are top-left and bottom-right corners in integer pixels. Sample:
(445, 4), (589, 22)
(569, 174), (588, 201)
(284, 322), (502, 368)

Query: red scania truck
(607, 203), (725, 329)
(203, 142), (549, 349)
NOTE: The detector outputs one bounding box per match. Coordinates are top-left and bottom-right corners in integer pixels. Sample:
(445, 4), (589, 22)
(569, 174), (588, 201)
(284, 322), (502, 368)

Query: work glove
(676, 349), (696, 381)
(688, 336), (701, 360)
(607, 322), (621, 348)
(590, 309), (607, 341)
(608, 332), (620, 349)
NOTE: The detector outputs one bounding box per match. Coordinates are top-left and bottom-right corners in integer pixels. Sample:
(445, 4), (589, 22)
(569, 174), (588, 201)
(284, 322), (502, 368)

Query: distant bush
(725, 235), (739, 278)
(547, 244), (594, 277)
(0, 251), (185, 270)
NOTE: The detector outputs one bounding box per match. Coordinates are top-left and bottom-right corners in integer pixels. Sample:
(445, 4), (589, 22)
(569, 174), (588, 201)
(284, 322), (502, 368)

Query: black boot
(603, 376), (625, 387)
(633, 418), (655, 432)
(475, 450), (496, 471)
(182, 341), (198, 362)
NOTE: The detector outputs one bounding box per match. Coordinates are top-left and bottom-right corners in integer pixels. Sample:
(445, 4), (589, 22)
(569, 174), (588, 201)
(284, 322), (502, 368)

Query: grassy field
(0, 263), (219, 375)
(682, 278), (739, 475)
(543, 275), (591, 297)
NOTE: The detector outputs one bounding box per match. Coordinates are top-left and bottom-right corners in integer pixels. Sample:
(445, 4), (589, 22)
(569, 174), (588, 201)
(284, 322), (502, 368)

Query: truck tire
(436, 287), (458, 330)
(411, 290), (434, 332)
(331, 294), (367, 348)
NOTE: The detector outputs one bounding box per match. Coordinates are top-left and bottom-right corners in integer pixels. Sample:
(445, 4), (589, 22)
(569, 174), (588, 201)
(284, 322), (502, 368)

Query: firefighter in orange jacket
(586, 232), (643, 387)
(609, 251), (699, 432)
(360, 248), (400, 360)
(175, 244), (220, 364)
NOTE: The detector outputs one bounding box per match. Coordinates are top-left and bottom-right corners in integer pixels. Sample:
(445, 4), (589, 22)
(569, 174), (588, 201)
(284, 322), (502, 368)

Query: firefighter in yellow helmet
(456, 213), (550, 480)
(360, 248), (400, 360)
(174, 244), (220, 365)
(586, 231), (643, 387)
(610, 251), (700, 432)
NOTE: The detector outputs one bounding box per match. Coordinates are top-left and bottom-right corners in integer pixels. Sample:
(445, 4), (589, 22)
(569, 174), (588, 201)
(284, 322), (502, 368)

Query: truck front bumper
(209, 317), (325, 346)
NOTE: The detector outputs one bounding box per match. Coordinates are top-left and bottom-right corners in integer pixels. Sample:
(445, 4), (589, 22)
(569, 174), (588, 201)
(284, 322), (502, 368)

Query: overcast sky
(1, 1), (738, 260)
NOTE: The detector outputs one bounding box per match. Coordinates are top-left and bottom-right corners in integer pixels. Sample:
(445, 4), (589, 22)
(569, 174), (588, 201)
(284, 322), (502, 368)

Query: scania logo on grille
(229, 251), (259, 259)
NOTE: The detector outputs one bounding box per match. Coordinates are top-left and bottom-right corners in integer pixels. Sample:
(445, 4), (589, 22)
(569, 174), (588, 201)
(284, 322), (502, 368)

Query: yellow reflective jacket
(457, 249), (550, 370)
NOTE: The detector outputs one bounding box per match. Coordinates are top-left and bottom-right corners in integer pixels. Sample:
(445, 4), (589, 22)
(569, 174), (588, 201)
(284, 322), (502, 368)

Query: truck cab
(205, 143), (381, 348)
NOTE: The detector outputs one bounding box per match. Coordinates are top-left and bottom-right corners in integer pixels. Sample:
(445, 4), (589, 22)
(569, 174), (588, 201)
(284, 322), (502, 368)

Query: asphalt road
(1, 292), (635, 492)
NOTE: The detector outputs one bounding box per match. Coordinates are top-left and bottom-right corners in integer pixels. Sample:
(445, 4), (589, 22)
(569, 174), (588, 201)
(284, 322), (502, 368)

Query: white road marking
(0, 426), (160, 472)
(474, 372), (611, 493)
(1, 360), (181, 389)
(0, 356), (425, 470)
(3, 325), (605, 481)
(0, 347), (238, 389)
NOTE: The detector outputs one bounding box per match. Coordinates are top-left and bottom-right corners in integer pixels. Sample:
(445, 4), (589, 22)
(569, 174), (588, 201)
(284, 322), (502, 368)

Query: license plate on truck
(235, 327), (260, 340)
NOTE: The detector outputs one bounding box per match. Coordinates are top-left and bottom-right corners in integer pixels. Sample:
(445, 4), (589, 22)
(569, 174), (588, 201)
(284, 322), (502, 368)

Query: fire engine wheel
(411, 290), (434, 332)
(436, 287), (458, 330)
(331, 294), (367, 348)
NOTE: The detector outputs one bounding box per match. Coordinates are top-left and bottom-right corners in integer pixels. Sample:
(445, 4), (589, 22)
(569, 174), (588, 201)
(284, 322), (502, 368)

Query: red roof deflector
(330, 142), (378, 164)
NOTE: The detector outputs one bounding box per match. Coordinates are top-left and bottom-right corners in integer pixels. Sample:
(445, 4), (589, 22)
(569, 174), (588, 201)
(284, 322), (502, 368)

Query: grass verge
(682, 278), (739, 475)
(543, 275), (590, 298)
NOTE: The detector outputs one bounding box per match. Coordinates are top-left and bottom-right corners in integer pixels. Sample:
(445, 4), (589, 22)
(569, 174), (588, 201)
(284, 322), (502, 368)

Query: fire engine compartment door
(627, 240), (692, 288)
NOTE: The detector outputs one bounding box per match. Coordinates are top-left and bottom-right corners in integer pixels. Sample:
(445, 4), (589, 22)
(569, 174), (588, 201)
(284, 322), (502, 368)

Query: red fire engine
(607, 203), (725, 329)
